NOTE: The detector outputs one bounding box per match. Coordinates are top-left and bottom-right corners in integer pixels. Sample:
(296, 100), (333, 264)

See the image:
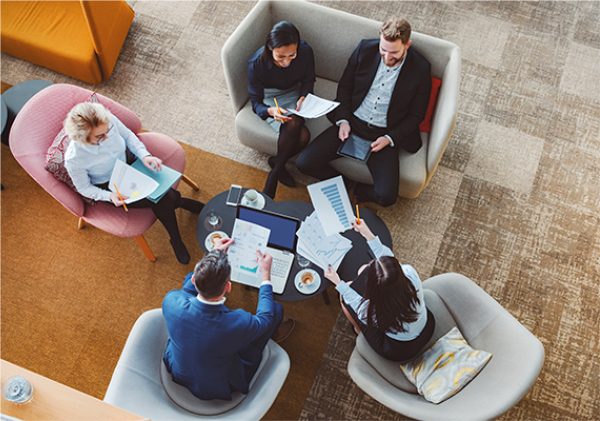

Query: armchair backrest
(9, 83), (142, 217)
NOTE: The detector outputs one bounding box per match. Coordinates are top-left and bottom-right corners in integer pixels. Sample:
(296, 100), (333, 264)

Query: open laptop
(234, 205), (300, 294)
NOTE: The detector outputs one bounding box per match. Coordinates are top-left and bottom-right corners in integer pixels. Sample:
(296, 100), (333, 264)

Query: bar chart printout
(307, 176), (355, 237)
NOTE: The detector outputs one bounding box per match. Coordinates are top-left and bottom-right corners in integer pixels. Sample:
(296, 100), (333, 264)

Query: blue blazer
(162, 273), (277, 400)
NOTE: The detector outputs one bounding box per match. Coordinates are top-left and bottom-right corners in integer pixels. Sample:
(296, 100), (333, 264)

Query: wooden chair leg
(134, 235), (156, 262)
(77, 218), (86, 230)
(181, 174), (200, 191)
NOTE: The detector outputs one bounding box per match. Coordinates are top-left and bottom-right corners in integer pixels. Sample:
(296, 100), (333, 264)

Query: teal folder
(131, 159), (182, 203)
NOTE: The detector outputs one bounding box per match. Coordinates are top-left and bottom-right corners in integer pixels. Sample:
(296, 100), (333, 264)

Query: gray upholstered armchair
(347, 273), (545, 421)
(222, 0), (461, 198)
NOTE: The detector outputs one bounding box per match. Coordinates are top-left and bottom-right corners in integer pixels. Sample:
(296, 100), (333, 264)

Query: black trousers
(343, 268), (435, 362)
(296, 115), (400, 206)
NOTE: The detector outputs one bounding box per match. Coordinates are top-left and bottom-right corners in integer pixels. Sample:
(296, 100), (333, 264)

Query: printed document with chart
(109, 159), (159, 204)
(307, 175), (355, 236)
(296, 211), (352, 271)
(228, 219), (270, 287)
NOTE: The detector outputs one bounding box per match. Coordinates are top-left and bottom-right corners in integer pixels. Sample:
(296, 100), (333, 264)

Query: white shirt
(64, 113), (150, 202)
(335, 236), (427, 341)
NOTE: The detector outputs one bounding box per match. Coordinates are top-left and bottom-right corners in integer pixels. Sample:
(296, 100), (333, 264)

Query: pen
(355, 204), (361, 225)
(113, 183), (129, 212)
(273, 97), (284, 123)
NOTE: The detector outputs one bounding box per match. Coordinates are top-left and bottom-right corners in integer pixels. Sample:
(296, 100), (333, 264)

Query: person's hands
(110, 191), (128, 207)
(370, 136), (391, 152)
(256, 249), (273, 281)
(143, 155), (162, 171)
(325, 264), (342, 285)
(296, 96), (305, 111)
(352, 220), (375, 241)
(338, 122), (351, 141)
(214, 238), (234, 252)
(268, 107), (292, 123)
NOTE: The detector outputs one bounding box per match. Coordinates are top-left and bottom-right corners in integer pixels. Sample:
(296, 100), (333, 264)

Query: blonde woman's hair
(64, 102), (112, 144)
(380, 17), (411, 44)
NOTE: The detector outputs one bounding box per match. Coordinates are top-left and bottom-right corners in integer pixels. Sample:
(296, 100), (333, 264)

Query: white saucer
(204, 231), (229, 251)
(294, 269), (321, 295)
(240, 192), (266, 210)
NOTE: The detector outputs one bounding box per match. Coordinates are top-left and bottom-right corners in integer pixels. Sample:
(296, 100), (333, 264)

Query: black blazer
(329, 39), (431, 153)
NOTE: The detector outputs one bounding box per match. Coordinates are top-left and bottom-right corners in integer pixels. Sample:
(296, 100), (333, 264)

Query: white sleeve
(112, 115), (150, 160)
(367, 236), (394, 259)
(335, 281), (368, 322)
(64, 154), (112, 202)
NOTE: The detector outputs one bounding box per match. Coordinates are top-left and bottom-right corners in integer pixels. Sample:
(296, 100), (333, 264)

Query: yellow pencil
(113, 183), (129, 212)
(273, 97), (284, 123)
(355, 204), (361, 225)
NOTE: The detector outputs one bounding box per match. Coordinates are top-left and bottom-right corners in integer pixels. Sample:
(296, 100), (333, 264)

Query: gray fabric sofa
(347, 273), (545, 421)
(222, 0), (461, 198)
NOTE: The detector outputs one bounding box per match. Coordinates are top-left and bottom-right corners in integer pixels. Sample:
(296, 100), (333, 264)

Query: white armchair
(222, 0), (461, 198)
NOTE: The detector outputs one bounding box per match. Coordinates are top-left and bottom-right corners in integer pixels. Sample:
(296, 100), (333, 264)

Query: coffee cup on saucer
(295, 269), (321, 294)
(241, 189), (265, 209)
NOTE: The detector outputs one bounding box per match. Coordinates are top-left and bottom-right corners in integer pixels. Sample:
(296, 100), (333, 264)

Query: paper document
(307, 176), (355, 236)
(287, 93), (339, 119)
(296, 211), (352, 271)
(228, 219), (271, 287)
(109, 159), (159, 204)
(131, 159), (181, 203)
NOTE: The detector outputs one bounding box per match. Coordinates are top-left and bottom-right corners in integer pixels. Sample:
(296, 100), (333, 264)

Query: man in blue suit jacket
(162, 238), (293, 400)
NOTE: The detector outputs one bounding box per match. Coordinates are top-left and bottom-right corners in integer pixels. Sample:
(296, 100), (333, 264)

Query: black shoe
(268, 157), (296, 188)
(180, 198), (204, 214)
(170, 239), (190, 264)
(262, 170), (278, 199)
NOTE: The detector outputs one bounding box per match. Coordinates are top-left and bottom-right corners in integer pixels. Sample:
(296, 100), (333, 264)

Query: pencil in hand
(273, 97), (285, 123)
(113, 183), (129, 212)
(355, 204), (361, 225)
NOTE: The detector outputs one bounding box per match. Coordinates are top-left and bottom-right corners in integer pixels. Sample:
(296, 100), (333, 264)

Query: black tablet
(337, 133), (372, 161)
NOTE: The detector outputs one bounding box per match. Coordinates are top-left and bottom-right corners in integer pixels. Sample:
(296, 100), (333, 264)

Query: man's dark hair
(192, 250), (231, 299)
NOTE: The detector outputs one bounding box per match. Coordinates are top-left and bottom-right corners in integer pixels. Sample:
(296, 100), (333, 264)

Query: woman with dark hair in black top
(247, 21), (316, 198)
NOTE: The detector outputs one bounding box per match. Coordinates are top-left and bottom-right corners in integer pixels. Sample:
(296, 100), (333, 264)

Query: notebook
(130, 159), (182, 203)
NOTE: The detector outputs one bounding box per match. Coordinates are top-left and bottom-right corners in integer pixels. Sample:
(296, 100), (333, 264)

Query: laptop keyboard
(271, 257), (290, 278)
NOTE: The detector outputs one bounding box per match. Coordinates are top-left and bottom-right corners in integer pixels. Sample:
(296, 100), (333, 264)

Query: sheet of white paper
(228, 219), (271, 287)
(109, 159), (159, 204)
(307, 176), (355, 236)
(296, 211), (352, 271)
(287, 93), (339, 119)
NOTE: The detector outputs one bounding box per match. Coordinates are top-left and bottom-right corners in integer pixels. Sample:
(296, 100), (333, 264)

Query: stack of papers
(287, 94), (339, 119)
(109, 159), (159, 204)
(296, 211), (352, 271)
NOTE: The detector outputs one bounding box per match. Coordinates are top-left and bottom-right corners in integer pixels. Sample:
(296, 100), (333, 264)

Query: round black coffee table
(196, 189), (392, 302)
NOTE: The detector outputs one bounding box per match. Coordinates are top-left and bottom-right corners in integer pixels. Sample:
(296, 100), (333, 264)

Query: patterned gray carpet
(2, 1), (599, 420)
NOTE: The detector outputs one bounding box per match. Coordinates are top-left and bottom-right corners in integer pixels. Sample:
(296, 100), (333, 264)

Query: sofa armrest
(221, 0), (272, 114)
(427, 45), (461, 174)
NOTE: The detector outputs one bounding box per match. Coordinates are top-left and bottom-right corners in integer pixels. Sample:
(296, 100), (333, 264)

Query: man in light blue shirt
(297, 17), (431, 206)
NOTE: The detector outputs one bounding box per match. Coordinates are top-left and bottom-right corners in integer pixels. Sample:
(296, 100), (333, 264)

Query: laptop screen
(237, 206), (299, 251)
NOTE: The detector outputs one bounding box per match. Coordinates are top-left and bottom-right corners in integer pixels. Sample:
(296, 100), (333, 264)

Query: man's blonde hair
(64, 102), (111, 144)
(380, 17), (411, 44)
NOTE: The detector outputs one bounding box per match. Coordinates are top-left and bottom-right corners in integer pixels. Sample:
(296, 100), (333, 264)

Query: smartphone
(226, 184), (242, 206)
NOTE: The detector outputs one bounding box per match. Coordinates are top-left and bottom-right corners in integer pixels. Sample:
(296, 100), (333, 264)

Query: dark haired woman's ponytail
(261, 20), (301, 62)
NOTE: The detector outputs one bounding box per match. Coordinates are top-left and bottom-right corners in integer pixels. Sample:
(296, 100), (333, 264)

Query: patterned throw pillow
(400, 326), (492, 404)
(44, 129), (94, 205)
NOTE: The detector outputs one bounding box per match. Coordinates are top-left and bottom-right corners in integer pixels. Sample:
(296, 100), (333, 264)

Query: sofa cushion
(419, 77), (442, 133)
(1, 1), (101, 84)
(400, 326), (493, 404)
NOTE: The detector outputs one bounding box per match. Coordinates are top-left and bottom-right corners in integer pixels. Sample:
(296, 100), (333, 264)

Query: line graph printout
(307, 176), (355, 237)
(228, 219), (270, 287)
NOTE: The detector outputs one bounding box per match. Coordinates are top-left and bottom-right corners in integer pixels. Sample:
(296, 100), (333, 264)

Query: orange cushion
(419, 76), (442, 133)
(1, 1), (101, 83)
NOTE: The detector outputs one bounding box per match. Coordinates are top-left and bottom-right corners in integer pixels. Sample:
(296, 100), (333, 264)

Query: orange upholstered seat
(1, 1), (134, 84)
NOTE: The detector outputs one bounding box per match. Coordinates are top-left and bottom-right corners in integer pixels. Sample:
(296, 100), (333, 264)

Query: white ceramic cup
(244, 189), (259, 206)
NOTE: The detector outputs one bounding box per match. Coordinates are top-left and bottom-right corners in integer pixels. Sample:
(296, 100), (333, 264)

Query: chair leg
(181, 174), (200, 191)
(77, 218), (86, 230)
(134, 235), (156, 262)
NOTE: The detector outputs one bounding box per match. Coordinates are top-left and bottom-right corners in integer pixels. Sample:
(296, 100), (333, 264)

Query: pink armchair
(8, 83), (199, 261)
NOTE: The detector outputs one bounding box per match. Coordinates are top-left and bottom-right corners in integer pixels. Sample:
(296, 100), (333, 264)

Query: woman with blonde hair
(64, 102), (203, 264)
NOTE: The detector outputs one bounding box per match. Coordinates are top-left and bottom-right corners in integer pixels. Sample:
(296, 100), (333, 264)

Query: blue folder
(131, 159), (182, 203)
